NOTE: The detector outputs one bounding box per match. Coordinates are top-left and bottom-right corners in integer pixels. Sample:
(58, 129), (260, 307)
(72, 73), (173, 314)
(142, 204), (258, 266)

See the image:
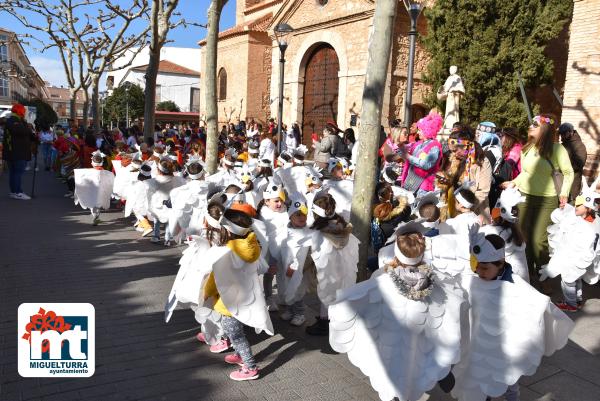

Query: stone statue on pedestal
(437, 66), (465, 132)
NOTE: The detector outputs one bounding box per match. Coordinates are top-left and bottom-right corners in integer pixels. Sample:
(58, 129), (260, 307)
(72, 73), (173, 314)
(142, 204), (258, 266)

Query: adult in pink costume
(401, 112), (443, 196)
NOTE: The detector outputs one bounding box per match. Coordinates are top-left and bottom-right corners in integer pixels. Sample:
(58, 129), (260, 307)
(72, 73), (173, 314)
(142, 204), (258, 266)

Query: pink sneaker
(209, 339), (231, 353)
(555, 302), (578, 313)
(196, 332), (207, 343)
(224, 353), (244, 366)
(229, 365), (259, 381)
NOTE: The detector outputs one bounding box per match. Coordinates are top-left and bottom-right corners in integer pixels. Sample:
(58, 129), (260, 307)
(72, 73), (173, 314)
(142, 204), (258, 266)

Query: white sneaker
(13, 193), (31, 200)
(280, 310), (293, 321)
(266, 297), (279, 312)
(290, 315), (306, 327)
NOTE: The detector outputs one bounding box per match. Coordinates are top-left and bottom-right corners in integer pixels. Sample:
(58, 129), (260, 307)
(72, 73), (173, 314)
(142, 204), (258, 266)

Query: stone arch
(288, 30), (349, 130)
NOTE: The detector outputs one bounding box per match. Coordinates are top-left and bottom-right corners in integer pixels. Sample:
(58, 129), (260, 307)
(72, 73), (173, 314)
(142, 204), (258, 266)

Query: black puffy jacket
(2, 115), (34, 161)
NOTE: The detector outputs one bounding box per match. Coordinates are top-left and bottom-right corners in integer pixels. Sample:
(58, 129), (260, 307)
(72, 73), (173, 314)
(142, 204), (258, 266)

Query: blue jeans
(40, 143), (53, 169)
(8, 160), (27, 194)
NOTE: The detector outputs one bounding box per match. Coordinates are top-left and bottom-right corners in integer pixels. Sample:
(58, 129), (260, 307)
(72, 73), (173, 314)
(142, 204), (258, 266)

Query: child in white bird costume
(305, 190), (359, 336)
(202, 207), (274, 381)
(539, 176), (600, 312)
(275, 193), (312, 327)
(74, 150), (114, 225)
(257, 180), (289, 312)
(451, 225), (574, 401)
(329, 220), (466, 401)
(480, 187), (529, 282)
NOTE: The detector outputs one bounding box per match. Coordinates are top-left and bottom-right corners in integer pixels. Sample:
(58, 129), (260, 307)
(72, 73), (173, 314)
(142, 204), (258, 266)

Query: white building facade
(106, 46), (201, 112)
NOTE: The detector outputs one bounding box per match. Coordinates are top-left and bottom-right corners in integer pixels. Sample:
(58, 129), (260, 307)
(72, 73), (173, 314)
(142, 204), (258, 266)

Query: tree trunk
(69, 89), (77, 123)
(204, 0), (227, 174)
(81, 99), (90, 129)
(91, 77), (101, 134)
(143, 45), (160, 140)
(350, 0), (397, 281)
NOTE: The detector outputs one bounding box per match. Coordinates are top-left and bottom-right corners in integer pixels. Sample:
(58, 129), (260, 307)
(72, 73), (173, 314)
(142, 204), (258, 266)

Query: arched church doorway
(301, 44), (340, 149)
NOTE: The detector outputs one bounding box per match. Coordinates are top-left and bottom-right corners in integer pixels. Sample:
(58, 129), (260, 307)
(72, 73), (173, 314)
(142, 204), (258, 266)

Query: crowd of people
(3, 101), (598, 400)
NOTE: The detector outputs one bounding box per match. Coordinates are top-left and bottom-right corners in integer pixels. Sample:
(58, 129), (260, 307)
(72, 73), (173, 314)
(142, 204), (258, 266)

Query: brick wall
(272, 0), (429, 133)
(561, 0), (600, 177)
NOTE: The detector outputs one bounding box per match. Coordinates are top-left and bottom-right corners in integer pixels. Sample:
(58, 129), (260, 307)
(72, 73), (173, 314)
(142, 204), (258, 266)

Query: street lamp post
(125, 86), (130, 128)
(274, 23), (294, 154)
(402, 0), (424, 129)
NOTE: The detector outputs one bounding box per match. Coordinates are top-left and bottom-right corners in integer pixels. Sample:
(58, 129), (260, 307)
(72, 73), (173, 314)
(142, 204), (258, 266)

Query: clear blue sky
(1, 0), (237, 87)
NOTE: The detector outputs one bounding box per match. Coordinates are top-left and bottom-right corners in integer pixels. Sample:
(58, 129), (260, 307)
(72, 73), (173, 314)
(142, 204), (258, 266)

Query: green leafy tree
(422, 0), (572, 128)
(102, 83), (145, 126)
(156, 100), (181, 112)
(23, 98), (58, 129)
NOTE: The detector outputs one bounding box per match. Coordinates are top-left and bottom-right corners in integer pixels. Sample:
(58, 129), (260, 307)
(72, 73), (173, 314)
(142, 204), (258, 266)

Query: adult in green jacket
(503, 115), (574, 286)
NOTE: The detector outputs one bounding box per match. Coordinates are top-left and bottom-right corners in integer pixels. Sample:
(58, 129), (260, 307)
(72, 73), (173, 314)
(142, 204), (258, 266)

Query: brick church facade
(199, 0), (430, 148)
(200, 0), (600, 173)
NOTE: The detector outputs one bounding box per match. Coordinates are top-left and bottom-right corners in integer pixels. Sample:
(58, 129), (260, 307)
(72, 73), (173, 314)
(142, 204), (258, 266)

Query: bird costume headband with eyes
(277, 151), (294, 168)
(219, 212), (251, 236)
(305, 166), (323, 190)
(327, 158), (343, 174)
(293, 145), (308, 164)
(248, 141), (260, 155)
(157, 156), (173, 174)
(263, 180), (286, 201)
(492, 187), (525, 222)
(393, 221), (429, 266)
(413, 190), (441, 216)
(338, 157), (351, 176)
(287, 193), (309, 217)
(153, 144), (165, 158)
(469, 223), (505, 263)
(223, 148), (238, 166)
(91, 150), (106, 167)
(236, 163), (255, 184)
(258, 159), (272, 168)
(381, 163), (402, 185)
(139, 162), (153, 177)
(575, 176), (600, 210)
(185, 155), (205, 180)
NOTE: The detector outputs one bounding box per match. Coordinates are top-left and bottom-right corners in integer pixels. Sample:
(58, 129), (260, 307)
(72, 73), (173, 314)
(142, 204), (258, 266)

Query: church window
(218, 68), (227, 101)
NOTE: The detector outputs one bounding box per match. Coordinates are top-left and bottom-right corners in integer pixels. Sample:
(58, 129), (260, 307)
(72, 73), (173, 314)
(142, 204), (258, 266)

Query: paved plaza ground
(1, 169), (600, 401)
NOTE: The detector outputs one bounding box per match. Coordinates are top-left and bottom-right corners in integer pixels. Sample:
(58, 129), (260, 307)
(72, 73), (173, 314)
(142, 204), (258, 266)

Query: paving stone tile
(529, 371), (600, 401)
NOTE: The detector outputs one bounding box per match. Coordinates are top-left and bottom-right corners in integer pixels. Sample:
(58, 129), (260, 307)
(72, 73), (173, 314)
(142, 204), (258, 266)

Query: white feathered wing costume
(209, 244), (274, 336)
(74, 168), (115, 210)
(276, 225), (312, 304)
(329, 266), (466, 401)
(166, 180), (213, 240)
(451, 273), (574, 401)
(112, 160), (138, 200)
(146, 174), (186, 223)
(311, 226), (359, 306)
(539, 204), (599, 284)
(164, 235), (213, 323)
